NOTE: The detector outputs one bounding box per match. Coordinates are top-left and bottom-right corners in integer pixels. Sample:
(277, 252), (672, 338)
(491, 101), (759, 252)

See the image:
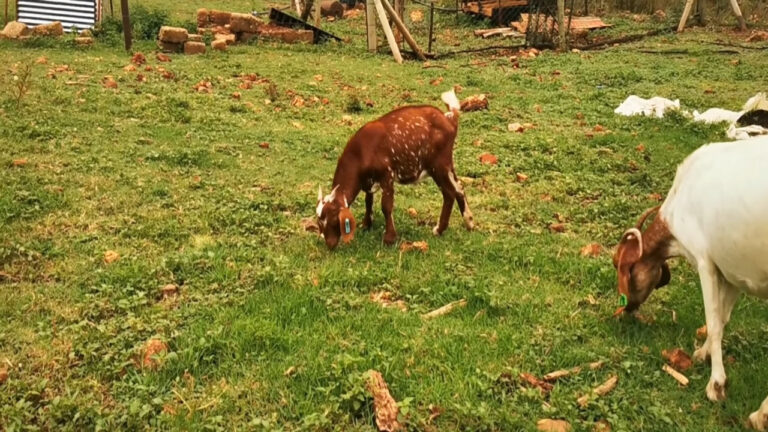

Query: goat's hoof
(748, 410), (768, 431)
(693, 345), (711, 363)
(383, 234), (397, 245)
(706, 378), (727, 402)
(362, 220), (373, 230)
(432, 226), (442, 236)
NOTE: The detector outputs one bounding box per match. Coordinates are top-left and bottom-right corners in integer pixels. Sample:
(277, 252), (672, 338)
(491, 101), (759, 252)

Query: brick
(184, 41), (206, 54)
(158, 26), (188, 43)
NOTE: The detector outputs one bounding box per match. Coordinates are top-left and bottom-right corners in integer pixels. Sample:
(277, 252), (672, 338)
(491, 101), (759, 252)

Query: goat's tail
(441, 89), (461, 119)
(743, 92), (768, 112)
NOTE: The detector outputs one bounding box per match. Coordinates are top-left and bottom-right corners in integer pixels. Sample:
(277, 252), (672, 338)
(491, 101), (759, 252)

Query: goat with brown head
(612, 205), (672, 315)
(315, 89), (473, 250)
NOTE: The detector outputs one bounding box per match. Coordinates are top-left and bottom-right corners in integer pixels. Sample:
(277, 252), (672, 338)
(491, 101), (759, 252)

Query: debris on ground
(161, 284), (179, 299)
(0, 368), (8, 384)
(0, 21), (29, 39)
(400, 241), (428, 253)
(510, 14), (610, 34)
(746, 30), (768, 43)
(479, 153), (498, 165)
(580, 243), (602, 257)
(103, 250), (120, 263)
(365, 370), (404, 432)
(537, 419), (572, 432)
(696, 325), (707, 340)
(460, 94), (488, 111)
(662, 348), (692, 371)
(614, 95), (680, 118)
(142, 338), (168, 369)
(577, 375), (618, 407)
(519, 372), (554, 394)
(30, 21), (63, 37)
(422, 299), (467, 319)
(662, 364), (689, 386)
(473, 27), (524, 39)
(370, 291), (408, 311)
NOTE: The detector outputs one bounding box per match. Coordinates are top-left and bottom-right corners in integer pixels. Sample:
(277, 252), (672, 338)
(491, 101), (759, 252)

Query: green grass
(2, 10), (768, 431)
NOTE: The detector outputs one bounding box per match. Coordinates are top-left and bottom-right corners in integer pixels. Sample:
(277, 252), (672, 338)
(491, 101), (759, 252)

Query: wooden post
(556, 0), (566, 51)
(294, 0), (303, 15)
(678, 0), (695, 31)
(428, 1), (434, 53)
(393, 0), (403, 44)
(301, 0), (313, 21)
(728, 0), (746, 31)
(109, 0), (114, 17)
(366, 0), (377, 52)
(372, 0), (403, 63)
(381, 0), (426, 60)
(4, 0), (8, 25)
(314, 0), (321, 27)
(120, 0), (131, 51)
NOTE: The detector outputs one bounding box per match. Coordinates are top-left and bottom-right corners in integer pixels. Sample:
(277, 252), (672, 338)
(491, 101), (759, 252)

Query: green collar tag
(344, 219), (351, 234)
(618, 293), (628, 307)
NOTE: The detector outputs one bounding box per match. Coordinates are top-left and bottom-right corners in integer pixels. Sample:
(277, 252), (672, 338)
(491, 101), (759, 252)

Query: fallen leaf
(430, 77), (444, 86)
(479, 153), (498, 165)
(156, 52), (172, 62)
(407, 208), (418, 218)
(284, 366), (297, 377)
(516, 172), (529, 182)
(427, 404), (442, 423)
(104, 250), (120, 264)
(300, 217), (318, 233)
(0, 368), (8, 384)
(593, 419), (611, 432)
(365, 99), (375, 107)
(648, 193), (663, 202)
(662, 348), (692, 371)
(730, 59), (740, 66)
(549, 223), (566, 233)
(259, 142), (270, 149)
(35, 56), (48, 64)
(594, 124), (605, 132)
(366, 370), (404, 432)
(746, 30), (768, 42)
(102, 76), (118, 89)
(136, 74), (147, 82)
(534, 104), (542, 113)
(193, 81), (213, 93)
(704, 88), (715, 94)
(142, 338), (168, 369)
(321, 97), (330, 105)
(696, 325), (707, 340)
(580, 243), (602, 257)
(520, 372), (554, 394)
(313, 74), (323, 82)
(232, 92), (241, 100)
(291, 95), (305, 107)
(460, 94), (488, 112)
(144, 65), (153, 72)
(508, 122), (524, 133)
(123, 64), (136, 72)
(161, 284), (178, 299)
(131, 52), (146, 65)
(400, 241), (428, 253)
(370, 291), (408, 312)
(11, 159), (27, 167)
(410, 9), (424, 22)
(537, 419), (571, 432)
(162, 71), (174, 80)
(636, 144), (646, 152)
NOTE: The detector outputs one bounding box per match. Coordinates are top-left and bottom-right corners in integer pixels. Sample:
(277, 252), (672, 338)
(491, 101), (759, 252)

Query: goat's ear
(338, 207), (356, 244)
(613, 228), (643, 316)
(657, 262), (671, 289)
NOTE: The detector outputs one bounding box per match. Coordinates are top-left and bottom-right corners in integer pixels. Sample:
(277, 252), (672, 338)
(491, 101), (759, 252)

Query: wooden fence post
(557, 0), (566, 50)
(120, 0), (131, 51)
(366, 0), (377, 52)
(372, 0), (403, 63)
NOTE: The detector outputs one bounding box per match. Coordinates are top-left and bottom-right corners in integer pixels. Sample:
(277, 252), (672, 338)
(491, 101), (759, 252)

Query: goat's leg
(431, 171), (456, 236)
(380, 185), (397, 245)
(696, 260), (729, 402)
(363, 192), (374, 229)
(749, 395), (768, 431)
(450, 168), (474, 230)
(694, 281), (740, 363)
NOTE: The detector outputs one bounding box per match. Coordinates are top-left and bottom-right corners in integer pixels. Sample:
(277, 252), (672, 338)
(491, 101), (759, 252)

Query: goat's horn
(318, 186), (323, 201)
(635, 205), (661, 231)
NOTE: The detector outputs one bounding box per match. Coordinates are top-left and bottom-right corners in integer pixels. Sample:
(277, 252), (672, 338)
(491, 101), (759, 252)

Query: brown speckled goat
(316, 89), (473, 249)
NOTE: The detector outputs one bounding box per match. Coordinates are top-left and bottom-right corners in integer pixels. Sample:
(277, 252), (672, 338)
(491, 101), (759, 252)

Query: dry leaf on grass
(131, 52), (146, 65)
(102, 76), (118, 89)
(410, 9), (424, 22)
(537, 419), (571, 432)
(430, 77), (444, 86)
(508, 122), (524, 132)
(259, 142), (270, 149)
(520, 372), (554, 394)
(35, 56), (48, 64)
(549, 223), (566, 233)
(370, 291), (408, 312)
(142, 338), (168, 369)
(123, 64), (136, 72)
(580, 243), (602, 257)
(284, 366), (297, 377)
(400, 241), (428, 253)
(11, 159), (27, 167)
(422, 299), (467, 319)
(0, 368), (8, 384)
(479, 153), (498, 165)
(427, 404), (442, 423)
(594, 419), (612, 432)
(460, 94), (488, 112)
(156, 52), (172, 62)
(516, 172), (529, 182)
(231, 92), (241, 100)
(407, 208), (418, 218)
(104, 250), (120, 264)
(161, 284), (178, 299)
(300, 217), (319, 233)
(696, 325), (707, 340)
(365, 370), (404, 432)
(577, 375), (618, 407)
(193, 81), (213, 93)
(662, 348), (692, 371)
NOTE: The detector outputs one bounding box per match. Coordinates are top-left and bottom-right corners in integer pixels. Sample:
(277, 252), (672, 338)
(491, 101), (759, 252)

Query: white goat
(612, 135), (768, 429)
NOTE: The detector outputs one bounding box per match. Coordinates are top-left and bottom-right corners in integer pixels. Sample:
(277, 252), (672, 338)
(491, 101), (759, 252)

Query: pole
(556, 0), (566, 51)
(372, 0), (403, 63)
(381, 0), (426, 60)
(366, 0), (377, 52)
(428, 1), (434, 53)
(5, 0), (8, 25)
(109, 0), (114, 17)
(120, 0), (131, 51)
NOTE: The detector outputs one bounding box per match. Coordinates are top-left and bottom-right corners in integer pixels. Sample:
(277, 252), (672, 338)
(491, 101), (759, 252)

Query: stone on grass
(157, 40), (183, 53)
(2, 21), (29, 39)
(184, 41), (206, 55)
(158, 26), (188, 43)
(31, 21), (63, 37)
(230, 12), (263, 33)
(211, 39), (228, 51)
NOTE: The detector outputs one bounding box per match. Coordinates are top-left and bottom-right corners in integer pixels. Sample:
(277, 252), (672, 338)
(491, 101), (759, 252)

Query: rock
(158, 26), (188, 43)
(184, 41), (206, 54)
(75, 37), (94, 45)
(161, 284), (179, 298)
(259, 25), (313, 43)
(211, 39), (228, 51)
(197, 8), (209, 28)
(209, 10), (231, 26)
(237, 32), (258, 43)
(157, 40), (183, 53)
(79, 29), (93, 37)
(321, 1), (344, 18)
(187, 33), (203, 42)
(103, 250), (120, 263)
(230, 12), (263, 33)
(214, 33), (236, 45)
(2, 21), (29, 39)
(31, 21), (64, 37)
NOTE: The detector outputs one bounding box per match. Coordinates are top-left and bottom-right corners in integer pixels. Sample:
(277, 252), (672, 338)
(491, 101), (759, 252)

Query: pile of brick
(0, 20), (70, 40)
(157, 26), (206, 54)
(196, 9), (314, 46)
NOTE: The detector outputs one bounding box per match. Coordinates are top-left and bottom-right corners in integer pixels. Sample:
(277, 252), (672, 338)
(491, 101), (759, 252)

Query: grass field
(2, 6), (768, 431)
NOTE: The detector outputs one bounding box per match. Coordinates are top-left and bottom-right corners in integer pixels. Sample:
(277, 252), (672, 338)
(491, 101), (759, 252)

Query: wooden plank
(372, 0), (402, 63)
(366, 0), (377, 52)
(381, 0), (426, 60)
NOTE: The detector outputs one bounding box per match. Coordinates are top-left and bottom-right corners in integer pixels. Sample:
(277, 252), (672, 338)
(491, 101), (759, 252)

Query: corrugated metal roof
(17, 0), (100, 31)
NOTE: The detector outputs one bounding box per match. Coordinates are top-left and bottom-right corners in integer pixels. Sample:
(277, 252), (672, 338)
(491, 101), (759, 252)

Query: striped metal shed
(16, 0), (101, 32)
